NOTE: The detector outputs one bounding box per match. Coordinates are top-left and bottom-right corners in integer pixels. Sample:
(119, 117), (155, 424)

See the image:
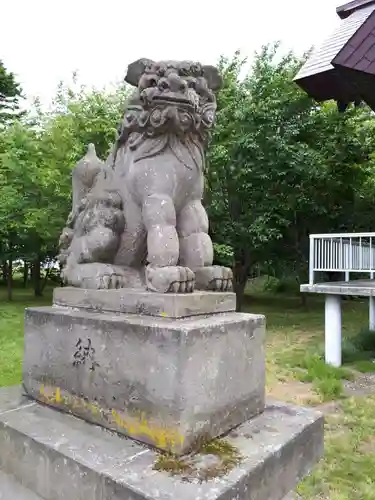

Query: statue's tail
(72, 144), (103, 213)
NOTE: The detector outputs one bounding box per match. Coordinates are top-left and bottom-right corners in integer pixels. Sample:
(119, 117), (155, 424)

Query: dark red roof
(337, 0), (375, 19)
(333, 7), (375, 70)
(294, 1), (375, 110)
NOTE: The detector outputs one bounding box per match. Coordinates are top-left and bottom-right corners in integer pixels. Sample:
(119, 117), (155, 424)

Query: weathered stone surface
(53, 287), (236, 318)
(23, 307), (265, 454)
(0, 470), (43, 500)
(58, 59), (233, 293)
(0, 387), (324, 500)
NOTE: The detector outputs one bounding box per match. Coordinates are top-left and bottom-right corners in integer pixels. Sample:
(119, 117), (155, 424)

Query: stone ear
(125, 58), (155, 87)
(202, 65), (223, 91)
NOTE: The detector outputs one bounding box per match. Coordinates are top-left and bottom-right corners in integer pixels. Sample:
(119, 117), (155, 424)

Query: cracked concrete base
(0, 386), (323, 500)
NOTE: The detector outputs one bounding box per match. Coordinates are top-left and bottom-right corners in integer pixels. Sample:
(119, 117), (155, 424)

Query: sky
(1, 0), (342, 106)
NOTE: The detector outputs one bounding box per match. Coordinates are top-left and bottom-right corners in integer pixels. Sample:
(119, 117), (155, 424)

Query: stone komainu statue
(58, 59), (233, 293)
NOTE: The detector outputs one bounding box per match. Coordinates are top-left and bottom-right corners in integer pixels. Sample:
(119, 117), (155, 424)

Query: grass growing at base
(153, 438), (242, 482)
(154, 454), (193, 476)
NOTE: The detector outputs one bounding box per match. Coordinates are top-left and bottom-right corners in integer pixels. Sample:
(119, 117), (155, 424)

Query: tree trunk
(23, 262), (29, 288)
(234, 256), (251, 312)
(300, 292), (307, 307)
(1, 262), (7, 285)
(235, 278), (247, 312)
(7, 259), (12, 301)
(295, 275), (308, 307)
(32, 258), (42, 297)
(41, 267), (51, 293)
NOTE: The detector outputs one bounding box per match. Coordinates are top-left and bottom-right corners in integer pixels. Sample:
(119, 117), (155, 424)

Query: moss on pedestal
(153, 437), (243, 482)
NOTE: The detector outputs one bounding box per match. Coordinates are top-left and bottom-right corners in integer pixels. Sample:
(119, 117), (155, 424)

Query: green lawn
(0, 288), (50, 386)
(243, 293), (375, 500)
(1, 287), (375, 499)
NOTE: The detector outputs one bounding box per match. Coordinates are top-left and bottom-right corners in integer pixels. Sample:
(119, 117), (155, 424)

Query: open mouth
(151, 94), (194, 108)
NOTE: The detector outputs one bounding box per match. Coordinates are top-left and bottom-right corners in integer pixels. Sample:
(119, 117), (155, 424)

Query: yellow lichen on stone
(39, 384), (184, 452)
(111, 409), (184, 451)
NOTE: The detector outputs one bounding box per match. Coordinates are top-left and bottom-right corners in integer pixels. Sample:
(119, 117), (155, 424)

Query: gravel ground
(343, 372), (375, 396)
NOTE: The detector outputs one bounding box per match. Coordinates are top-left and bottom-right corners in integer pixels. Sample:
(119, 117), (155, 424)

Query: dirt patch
(316, 401), (341, 415)
(267, 379), (321, 406)
(359, 436), (375, 454)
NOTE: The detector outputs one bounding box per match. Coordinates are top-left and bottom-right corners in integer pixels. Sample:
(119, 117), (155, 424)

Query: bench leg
(325, 294), (342, 367)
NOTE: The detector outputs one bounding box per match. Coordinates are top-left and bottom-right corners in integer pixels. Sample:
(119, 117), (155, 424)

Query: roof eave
(337, 0), (375, 19)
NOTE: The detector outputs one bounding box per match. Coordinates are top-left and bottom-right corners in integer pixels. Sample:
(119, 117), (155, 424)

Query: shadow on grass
(342, 329), (375, 373)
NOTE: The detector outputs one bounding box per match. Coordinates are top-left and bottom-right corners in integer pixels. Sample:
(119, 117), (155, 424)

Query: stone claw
(194, 266), (233, 292)
(145, 266), (195, 293)
(62, 263), (143, 290)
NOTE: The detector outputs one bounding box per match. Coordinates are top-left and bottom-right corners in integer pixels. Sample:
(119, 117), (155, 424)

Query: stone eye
(148, 78), (157, 87)
(188, 80), (196, 90)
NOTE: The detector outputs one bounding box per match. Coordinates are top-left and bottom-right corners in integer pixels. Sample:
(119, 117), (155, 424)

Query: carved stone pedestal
(0, 387), (323, 500)
(53, 286), (237, 318)
(23, 289), (265, 455)
(0, 288), (323, 499)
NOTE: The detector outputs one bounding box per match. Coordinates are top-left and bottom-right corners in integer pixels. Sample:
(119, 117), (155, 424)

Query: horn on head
(125, 58), (155, 86)
(202, 65), (223, 91)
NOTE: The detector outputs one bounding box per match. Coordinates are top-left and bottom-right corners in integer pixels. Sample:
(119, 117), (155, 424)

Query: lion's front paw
(94, 265), (129, 290)
(145, 265), (195, 293)
(194, 266), (233, 291)
(62, 263), (143, 290)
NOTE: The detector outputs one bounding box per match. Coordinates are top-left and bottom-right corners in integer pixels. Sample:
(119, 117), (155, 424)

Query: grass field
(245, 292), (375, 500)
(1, 287), (375, 499)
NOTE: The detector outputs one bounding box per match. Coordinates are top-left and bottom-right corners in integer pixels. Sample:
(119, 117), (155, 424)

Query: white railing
(309, 233), (375, 285)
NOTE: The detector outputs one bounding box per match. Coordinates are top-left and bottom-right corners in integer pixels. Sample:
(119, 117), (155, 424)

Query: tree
(206, 46), (375, 309)
(0, 60), (22, 125)
(0, 79), (130, 297)
(1, 54), (375, 308)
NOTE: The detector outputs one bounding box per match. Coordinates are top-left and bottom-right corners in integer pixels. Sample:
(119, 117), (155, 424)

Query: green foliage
(262, 276), (300, 294)
(294, 353), (353, 401)
(297, 353), (354, 382)
(0, 60), (22, 124)
(313, 378), (343, 401)
(0, 78), (130, 287)
(341, 336), (361, 363)
(1, 46), (375, 304)
(342, 328), (375, 368)
(213, 243), (233, 267)
(351, 328), (375, 351)
(207, 45), (375, 307)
